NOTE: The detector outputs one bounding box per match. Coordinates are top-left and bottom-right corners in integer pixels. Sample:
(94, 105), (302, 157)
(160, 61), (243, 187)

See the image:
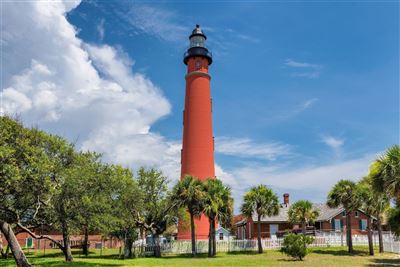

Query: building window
(360, 219), (367, 231)
(219, 233), (224, 240)
(342, 211), (346, 217)
(195, 61), (201, 70)
(333, 219), (342, 231)
(270, 224), (279, 236)
(355, 211), (359, 217)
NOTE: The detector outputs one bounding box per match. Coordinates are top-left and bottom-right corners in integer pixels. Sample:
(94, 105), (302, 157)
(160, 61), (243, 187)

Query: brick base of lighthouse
(177, 215), (211, 240)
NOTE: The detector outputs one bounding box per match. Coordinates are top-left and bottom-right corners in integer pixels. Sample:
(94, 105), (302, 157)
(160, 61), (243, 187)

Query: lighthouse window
(195, 61), (201, 70)
(190, 36), (205, 48)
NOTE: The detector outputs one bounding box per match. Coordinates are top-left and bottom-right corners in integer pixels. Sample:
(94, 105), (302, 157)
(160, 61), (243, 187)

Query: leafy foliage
(388, 207), (400, 237)
(203, 178), (233, 257)
(241, 184), (279, 253)
(281, 233), (314, 261)
(241, 185), (280, 219)
(171, 175), (205, 256)
(370, 145), (400, 202)
(327, 179), (361, 253)
(288, 200), (319, 234)
(327, 180), (360, 211)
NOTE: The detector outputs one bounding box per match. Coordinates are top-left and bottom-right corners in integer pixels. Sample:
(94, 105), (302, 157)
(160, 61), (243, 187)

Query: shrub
(280, 233), (314, 261)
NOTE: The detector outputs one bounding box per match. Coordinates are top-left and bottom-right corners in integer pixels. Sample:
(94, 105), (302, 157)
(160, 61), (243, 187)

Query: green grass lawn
(0, 246), (399, 267)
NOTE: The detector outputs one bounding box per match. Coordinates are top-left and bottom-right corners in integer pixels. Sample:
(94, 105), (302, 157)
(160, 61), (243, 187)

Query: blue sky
(2, 1), (399, 211)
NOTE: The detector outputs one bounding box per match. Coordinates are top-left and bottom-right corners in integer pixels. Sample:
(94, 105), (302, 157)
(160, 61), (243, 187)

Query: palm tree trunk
(212, 220), (216, 256)
(302, 222), (307, 235)
(0, 221), (31, 267)
(257, 214), (263, 254)
(190, 211), (196, 256)
(377, 218), (384, 253)
(208, 218), (212, 257)
(346, 213), (353, 253)
(367, 217), (374, 256)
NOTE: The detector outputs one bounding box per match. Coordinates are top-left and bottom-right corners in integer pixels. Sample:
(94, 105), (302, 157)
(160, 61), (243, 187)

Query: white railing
(136, 232), (397, 256)
(383, 234), (400, 254)
(383, 241), (400, 254)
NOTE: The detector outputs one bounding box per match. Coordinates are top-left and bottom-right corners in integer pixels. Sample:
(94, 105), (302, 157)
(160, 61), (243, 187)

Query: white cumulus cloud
(216, 137), (292, 161)
(1, 0), (179, 180)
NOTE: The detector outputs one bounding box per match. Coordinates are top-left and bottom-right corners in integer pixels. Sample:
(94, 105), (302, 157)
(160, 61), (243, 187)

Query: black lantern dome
(184, 25), (212, 65)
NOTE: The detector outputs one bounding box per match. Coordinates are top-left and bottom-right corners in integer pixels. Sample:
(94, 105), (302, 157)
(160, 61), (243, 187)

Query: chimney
(283, 193), (289, 207)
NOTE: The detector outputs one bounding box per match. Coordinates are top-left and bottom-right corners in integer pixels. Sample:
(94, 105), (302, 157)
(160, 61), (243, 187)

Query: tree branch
(16, 223), (64, 250)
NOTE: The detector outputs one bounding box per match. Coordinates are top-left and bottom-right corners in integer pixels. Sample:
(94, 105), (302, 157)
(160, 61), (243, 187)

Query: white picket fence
(137, 232), (397, 255)
(383, 239), (400, 254)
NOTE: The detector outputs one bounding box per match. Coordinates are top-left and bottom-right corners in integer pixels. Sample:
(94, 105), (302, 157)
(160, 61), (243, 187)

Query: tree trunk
(212, 220), (216, 256)
(208, 218), (213, 257)
(153, 234), (161, 258)
(346, 213), (353, 253)
(302, 222), (307, 235)
(257, 214), (263, 254)
(82, 225), (89, 256)
(377, 218), (384, 253)
(140, 227), (146, 255)
(123, 235), (133, 259)
(0, 221), (31, 267)
(190, 211), (196, 256)
(5, 245), (10, 259)
(367, 217), (374, 256)
(61, 221), (73, 262)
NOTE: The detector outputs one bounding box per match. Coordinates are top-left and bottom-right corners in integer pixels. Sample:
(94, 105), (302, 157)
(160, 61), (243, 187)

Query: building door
(269, 224), (279, 237)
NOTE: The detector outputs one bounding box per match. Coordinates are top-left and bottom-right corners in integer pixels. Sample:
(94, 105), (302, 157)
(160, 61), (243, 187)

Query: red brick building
(1, 231), (121, 250)
(236, 194), (371, 239)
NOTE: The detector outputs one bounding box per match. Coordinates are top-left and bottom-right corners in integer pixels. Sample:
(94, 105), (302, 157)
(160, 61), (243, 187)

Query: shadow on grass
(0, 259), (123, 267)
(226, 251), (260, 255)
(311, 249), (368, 256)
(366, 258), (400, 266)
(27, 250), (121, 260)
(277, 258), (303, 262)
(160, 253), (210, 259)
(34, 260), (122, 267)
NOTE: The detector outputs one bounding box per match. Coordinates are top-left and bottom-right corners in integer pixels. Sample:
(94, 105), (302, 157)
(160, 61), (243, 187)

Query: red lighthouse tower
(178, 25), (215, 240)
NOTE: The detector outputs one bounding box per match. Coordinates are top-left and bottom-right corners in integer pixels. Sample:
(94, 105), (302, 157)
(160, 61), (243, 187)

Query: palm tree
(371, 145), (400, 203)
(358, 177), (390, 255)
(288, 200), (319, 235)
(171, 175), (205, 256)
(241, 185), (280, 254)
(327, 180), (361, 253)
(203, 178), (233, 257)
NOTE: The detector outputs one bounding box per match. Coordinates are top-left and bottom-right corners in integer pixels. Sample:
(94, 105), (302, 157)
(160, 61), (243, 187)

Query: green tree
(20, 151), (107, 262)
(0, 116), (71, 267)
(358, 177), (390, 255)
(107, 165), (143, 259)
(327, 180), (361, 253)
(240, 184), (279, 254)
(370, 145), (400, 202)
(203, 178), (233, 257)
(280, 233), (314, 261)
(288, 200), (319, 235)
(74, 156), (133, 257)
(171, 175), (205, 256)
(136, 168), (178, 257)
(388, 207), (400, 237)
